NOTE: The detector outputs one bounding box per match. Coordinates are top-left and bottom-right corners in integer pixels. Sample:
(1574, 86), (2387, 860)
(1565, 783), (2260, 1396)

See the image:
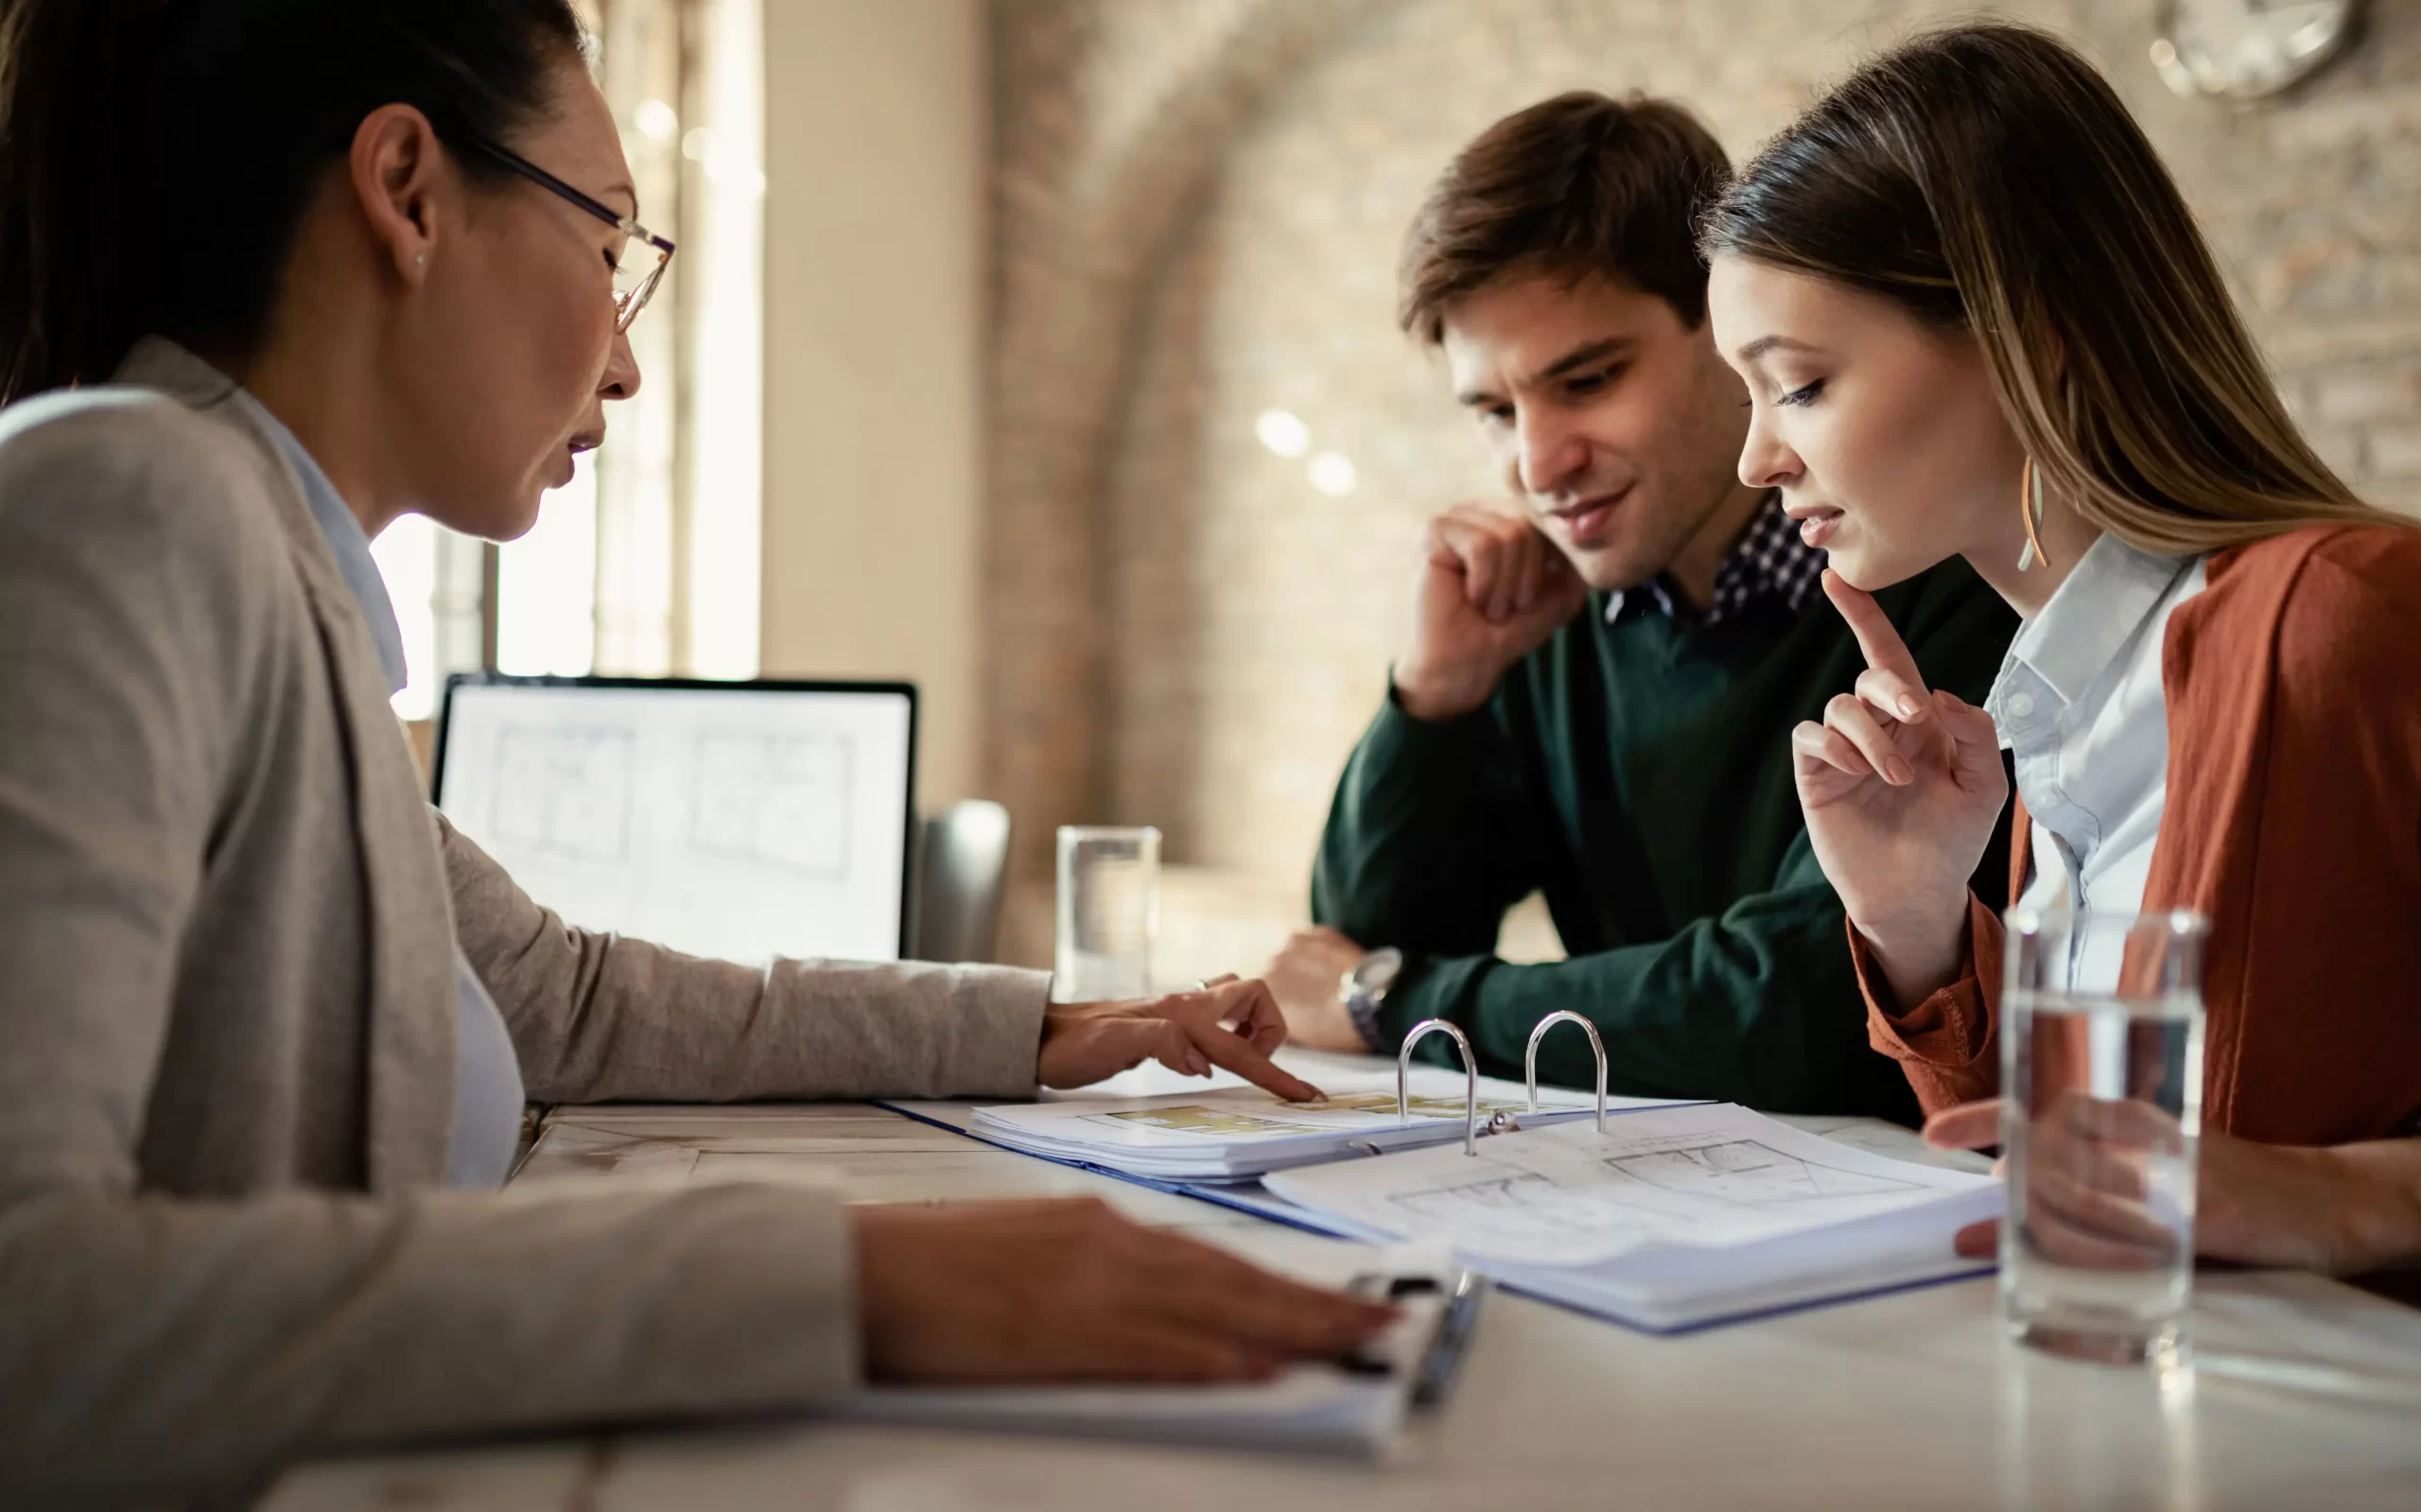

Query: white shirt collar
(1987, 533), (2194, 740)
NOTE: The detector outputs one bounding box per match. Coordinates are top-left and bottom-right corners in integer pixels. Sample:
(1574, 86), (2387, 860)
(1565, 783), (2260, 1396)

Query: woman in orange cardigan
(1698, 24), (2421, 1277)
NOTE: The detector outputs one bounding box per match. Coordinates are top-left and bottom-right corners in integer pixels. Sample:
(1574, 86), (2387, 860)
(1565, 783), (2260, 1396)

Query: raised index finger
(1822, 569), (1928, 694)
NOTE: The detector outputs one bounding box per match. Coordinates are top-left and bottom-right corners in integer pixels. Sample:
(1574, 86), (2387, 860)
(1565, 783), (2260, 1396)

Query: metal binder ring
(1525, 1011), (1609, 1135)
(1398, 1018), (1480, 1156)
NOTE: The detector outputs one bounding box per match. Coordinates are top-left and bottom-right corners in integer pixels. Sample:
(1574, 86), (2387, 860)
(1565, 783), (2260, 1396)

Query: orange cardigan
(1855, 524), (2421, 1145)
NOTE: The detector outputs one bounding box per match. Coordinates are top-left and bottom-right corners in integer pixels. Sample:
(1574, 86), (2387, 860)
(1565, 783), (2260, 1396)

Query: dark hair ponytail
(0, 0), (584, 405)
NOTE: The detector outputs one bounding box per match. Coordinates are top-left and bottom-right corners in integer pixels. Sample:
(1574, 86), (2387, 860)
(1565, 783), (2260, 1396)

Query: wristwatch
(1341, 947), (1405, 1051)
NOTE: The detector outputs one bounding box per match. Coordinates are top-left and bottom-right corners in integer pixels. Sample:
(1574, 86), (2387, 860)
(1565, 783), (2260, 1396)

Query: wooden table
(264, 1062), (2421, 1511)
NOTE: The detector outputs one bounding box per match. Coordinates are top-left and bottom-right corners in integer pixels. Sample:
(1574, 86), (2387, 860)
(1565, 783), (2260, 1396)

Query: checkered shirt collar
(1605, 492), (1823, 630)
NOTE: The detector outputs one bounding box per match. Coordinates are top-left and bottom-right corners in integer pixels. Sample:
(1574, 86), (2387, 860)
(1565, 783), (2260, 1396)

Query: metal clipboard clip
(1343, 1267), (1490, 1408)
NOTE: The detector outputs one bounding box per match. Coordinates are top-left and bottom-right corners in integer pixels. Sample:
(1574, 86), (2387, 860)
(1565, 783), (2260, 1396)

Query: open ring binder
(1525, 1010), (1609, 1135)
(1396, 1019), (1480, 1156)
(1391, 1015), (1613, 1156)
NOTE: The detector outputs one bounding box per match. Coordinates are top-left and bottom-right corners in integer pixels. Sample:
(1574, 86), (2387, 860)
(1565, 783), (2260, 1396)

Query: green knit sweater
(1313, 559), (2017, 1123)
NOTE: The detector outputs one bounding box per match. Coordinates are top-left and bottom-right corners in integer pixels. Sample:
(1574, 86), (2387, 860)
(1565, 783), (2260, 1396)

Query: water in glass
(1054, 826), (1159, 1002)
(2000, 909), (2207, 1368)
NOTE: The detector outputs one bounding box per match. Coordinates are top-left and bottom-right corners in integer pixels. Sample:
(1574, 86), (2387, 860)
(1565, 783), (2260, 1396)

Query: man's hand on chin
(1260, 926), (1371, 1052)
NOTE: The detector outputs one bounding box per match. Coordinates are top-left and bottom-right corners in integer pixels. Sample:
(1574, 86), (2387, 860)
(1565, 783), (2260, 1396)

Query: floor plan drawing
(691, 730), (854, 877)
(1388, 1165), (1658, 1246)
(1367, 1137), (1927, 1258)
(1606, 1139), (1923, 1207)
(1263, 1104), (2000, 1270)
(490, 727), (636, 862)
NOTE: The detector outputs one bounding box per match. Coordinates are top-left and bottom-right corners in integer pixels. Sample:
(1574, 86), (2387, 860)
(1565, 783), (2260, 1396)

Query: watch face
(1356, 946), (1405, 997)
(2151, 0), (2358, 100)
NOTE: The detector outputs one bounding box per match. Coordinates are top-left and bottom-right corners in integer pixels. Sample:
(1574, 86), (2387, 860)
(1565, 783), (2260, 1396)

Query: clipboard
(1391, 1267), (1488, 1408)
(833, 1251), (1488, 1457)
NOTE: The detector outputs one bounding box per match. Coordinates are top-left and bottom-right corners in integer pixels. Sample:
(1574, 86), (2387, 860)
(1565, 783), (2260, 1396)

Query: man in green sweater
(1264, 92), (2015, 1121)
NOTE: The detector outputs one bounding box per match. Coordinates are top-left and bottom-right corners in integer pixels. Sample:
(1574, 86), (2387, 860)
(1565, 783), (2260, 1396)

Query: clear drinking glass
(2000, 907), (2209, 1368)
(1053, 826), (1160, 1003)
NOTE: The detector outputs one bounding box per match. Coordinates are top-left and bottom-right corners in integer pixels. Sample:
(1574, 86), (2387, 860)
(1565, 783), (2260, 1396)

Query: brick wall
(988, 0), (2421, 973)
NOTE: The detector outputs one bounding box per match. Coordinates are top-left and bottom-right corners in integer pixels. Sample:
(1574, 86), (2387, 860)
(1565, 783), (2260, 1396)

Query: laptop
(433, 673), (918, 965)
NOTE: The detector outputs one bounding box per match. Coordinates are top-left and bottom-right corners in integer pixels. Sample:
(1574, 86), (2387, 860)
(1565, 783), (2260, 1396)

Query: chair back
(909, 799), (1012, 964)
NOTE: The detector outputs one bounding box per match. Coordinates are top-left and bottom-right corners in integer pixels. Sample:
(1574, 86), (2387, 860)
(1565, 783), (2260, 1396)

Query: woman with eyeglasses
(1698, 25), (2421, 1282)
(0, 2), (1387, 1502)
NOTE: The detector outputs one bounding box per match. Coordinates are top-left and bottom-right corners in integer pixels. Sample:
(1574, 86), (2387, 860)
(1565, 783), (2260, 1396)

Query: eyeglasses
(462, 135), (676, 334)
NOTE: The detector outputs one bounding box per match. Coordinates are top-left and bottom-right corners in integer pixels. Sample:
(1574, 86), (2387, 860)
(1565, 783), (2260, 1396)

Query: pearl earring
(2017, 456), (2048, 572)
(414, 252), (427, 267)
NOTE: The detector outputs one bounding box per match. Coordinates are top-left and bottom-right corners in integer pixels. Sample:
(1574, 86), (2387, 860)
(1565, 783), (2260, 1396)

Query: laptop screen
(433, 675), (917, 965)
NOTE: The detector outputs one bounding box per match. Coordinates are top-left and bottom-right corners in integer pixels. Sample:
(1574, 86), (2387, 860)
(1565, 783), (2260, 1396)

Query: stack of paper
(1263, 1103), (2001, 1332)
(965, 1069), (1696, 1182)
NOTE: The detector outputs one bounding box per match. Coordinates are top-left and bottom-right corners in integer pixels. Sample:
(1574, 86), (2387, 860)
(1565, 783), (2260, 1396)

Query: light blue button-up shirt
(1988, 533), (2208, 956)
(240, 393), (526, 1188)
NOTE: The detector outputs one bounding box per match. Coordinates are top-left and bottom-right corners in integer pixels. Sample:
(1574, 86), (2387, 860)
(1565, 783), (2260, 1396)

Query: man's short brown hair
(1399, 92), (1731, 344)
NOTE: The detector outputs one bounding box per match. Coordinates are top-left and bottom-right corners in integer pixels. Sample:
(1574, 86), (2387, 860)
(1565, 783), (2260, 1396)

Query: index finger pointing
(1822, 569), (1927, 692)
(1187, 1017), (1325, 1104)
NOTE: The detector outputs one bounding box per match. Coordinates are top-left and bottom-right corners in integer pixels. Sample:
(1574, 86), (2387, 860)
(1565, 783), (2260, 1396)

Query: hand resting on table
(855, 1199), (1397, 1384)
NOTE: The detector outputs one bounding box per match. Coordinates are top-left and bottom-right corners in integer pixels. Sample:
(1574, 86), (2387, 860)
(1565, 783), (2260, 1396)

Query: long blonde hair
(1699, 23), (2402, 556)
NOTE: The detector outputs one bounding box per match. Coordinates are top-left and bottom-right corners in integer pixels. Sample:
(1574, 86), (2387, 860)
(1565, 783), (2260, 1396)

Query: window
(678, 0), (766, 680)
(496, 453), (600, 676)
(378, 0), (764, 720)
(371, 517), (485, 721)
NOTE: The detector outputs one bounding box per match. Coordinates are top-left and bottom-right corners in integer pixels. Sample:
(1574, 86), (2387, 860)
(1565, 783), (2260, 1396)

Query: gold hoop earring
(2017, 456), (2048, 572)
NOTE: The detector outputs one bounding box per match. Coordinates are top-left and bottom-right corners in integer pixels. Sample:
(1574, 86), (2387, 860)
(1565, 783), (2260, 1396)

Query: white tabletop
(264, 1061), (2421, 1511)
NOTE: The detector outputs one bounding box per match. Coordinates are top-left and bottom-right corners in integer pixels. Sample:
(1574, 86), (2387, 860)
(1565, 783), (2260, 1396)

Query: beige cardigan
(0, 341), (1053, 1505)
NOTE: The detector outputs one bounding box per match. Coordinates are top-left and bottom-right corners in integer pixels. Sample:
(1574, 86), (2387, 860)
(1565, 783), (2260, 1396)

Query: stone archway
(982, 0), (1401, 959)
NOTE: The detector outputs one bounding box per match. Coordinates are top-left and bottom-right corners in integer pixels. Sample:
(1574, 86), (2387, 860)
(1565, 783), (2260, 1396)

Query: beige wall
(760, 0), (987, 811)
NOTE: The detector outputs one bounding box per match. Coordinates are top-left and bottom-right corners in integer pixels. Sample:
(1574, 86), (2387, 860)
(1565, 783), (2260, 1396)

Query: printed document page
(1265, 1103), (1998, 1266)
(882, 1046), (1382, 1134)
(967, 1069), (1697, 1179)
(981, 1070), (1599, 1142)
